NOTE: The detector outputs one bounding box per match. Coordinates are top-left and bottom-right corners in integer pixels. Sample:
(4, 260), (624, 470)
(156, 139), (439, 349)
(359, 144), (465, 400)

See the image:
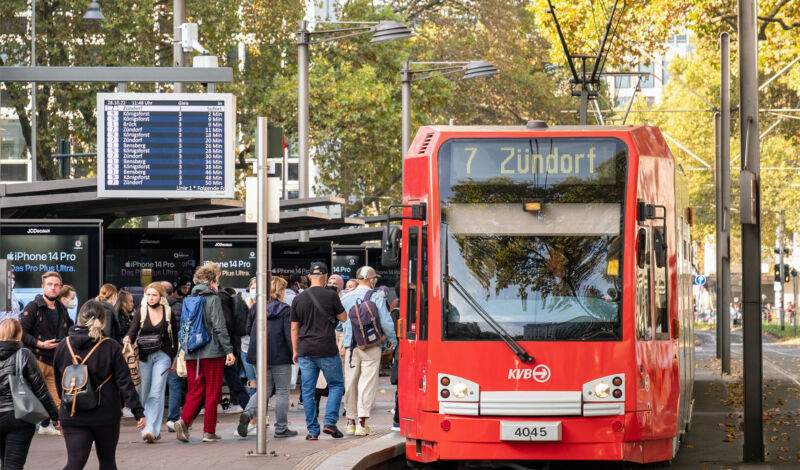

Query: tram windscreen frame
(438, 137), (628, 342)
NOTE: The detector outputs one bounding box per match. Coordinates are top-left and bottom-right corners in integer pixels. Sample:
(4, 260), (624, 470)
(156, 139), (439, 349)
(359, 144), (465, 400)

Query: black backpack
(61, 338), (112, 416)
(220, 290), (248, 337)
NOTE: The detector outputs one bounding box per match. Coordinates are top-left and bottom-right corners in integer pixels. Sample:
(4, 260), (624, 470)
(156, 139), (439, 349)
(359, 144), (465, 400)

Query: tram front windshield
(439, 137), (628, 341)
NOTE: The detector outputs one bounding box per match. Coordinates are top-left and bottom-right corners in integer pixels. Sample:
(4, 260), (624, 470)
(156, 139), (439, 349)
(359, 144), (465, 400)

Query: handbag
(136, 333), (163, 355)
(122, 342), (141, 388)
(9, 350), (49, 425)
(176, 349), (187, 378)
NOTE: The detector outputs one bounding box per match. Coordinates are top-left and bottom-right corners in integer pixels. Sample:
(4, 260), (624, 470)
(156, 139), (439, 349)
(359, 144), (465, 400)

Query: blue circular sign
(694, 275), (706, 286)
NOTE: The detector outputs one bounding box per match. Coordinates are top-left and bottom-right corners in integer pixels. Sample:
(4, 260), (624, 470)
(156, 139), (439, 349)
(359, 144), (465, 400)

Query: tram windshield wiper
(446, 276), (534, 363)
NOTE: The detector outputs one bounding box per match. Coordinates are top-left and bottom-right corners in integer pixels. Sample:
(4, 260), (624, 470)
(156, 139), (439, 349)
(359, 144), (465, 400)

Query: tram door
(634, 226), (655, 441)
(400, 224), (428, 433)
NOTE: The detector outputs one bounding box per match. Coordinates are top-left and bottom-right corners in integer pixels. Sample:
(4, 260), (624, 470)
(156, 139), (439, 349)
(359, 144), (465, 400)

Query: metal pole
(297, 20), (310, 199)
(739, 0), (763, 461)
(30, 0), (36, 182)
(714, 111), (722, 360)
(794, 274), (798, 337)
(579, 88), (588, 125)
(255, 117), (269, 454)
(173, 0), (185, 93)
(779, 215), (785, 330)
(401, 63), (411, 155)
(720, 32), (731, 374)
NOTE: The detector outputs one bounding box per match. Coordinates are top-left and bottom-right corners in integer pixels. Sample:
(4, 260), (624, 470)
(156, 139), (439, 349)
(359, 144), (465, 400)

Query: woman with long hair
(239, 277), (258, 396)
(53, 301), (145, 470)
(0, 318), (59, 469)
(122, 283), (177, 443)
(237, 276), (297, 438)
(113, 291), (135, 344)
(96, 284), (120, 341)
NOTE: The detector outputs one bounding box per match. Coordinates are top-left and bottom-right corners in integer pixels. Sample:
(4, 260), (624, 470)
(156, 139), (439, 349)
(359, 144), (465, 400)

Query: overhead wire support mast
(545, 0), (622, 124)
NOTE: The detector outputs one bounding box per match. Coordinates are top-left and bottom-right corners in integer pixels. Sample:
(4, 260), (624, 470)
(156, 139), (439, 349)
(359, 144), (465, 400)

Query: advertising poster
(331, 246), (366, 281)
(202, 237), (257, 291)
(271, 242), (330, 278)
(368, 247), (401, 304)
(1, 222), (102, 321)
(104, 230), (199, 291)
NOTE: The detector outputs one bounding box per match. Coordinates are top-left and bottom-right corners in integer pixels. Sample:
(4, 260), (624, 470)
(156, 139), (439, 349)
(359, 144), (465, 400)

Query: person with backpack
(290, 261), (347, 440)
(340, 266), (397, 436)
(173, 264), (235, 443)
(216, 281), (250, 414)
(0, 317), (59, 469)
(53, 301), (145, 470)
(122, 282), (178, 443)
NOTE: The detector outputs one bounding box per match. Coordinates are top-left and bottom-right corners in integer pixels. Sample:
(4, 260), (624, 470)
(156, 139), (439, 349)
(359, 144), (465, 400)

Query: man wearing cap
(339, 266), (397, 436)
(290, 261), (347, 440)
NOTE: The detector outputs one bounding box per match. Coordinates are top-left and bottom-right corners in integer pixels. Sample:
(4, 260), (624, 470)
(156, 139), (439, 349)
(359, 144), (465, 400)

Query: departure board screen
(97, 93), (235, 198)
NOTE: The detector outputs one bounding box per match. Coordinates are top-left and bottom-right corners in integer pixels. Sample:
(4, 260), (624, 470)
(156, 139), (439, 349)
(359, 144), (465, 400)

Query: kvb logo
(508, 364), (551, 383)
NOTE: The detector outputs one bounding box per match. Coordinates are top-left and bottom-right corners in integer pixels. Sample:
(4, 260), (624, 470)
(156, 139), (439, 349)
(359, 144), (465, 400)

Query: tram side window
(407, 227), (419, 339)
(419, 228), (428, 340)
(653, 227), (669, 338)
(636, 228), (652, 341)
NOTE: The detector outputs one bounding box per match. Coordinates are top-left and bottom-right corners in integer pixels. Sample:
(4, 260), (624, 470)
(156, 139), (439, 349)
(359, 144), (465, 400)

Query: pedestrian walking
(173, 264), (235, 443)
(290, 261), (347, 440)
(340, 266), (397, 436)
(19, 271), (73, 436)
(122, 282), (178, 443)
(96, 284), (120, 341)
(0, 318), (59, 470)
(238, 276), (298, 438)
(53, 301), (145, 470)
(240, 277), (258, 395)
(113, 291), (135, 343)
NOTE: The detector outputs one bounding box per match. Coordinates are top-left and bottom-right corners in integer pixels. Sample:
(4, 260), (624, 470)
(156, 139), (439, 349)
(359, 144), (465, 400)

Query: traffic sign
(695, 274), (706, 286)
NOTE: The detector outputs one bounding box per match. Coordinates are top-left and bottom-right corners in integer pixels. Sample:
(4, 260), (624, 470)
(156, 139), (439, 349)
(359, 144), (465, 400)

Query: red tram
(383, 123), (695, 465)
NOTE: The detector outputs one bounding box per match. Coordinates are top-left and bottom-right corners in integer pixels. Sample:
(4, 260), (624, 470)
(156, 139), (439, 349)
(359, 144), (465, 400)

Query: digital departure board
(97, 93), (235, 198)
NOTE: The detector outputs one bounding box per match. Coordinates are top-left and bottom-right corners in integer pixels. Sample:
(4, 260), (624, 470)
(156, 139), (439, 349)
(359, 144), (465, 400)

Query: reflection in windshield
(439, 138), (627, 342)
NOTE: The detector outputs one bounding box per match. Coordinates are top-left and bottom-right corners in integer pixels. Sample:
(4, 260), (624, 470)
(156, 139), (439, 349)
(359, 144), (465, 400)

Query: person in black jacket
(19, 271), (72, 436)
(236, 276), (298, 439)
(53, 301), (145, 470)
(0, 317), (59, 470)
(123, 282), (178, 443)
(97, 284), (120, 341)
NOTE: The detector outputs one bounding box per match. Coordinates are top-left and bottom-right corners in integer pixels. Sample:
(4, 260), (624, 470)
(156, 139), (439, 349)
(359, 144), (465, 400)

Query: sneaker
(224, 404), (244, 414)
(237, 413), (251, 438)
(174, 419), (190, 443)
(274, 428), (298, 438)
(121, 407), (134, 418)
(354, 424), (371, 436)
(166, 421), (176, 432)
(143, 432), (155, 443)
(391, 422), (401, 432)
(233, 424), (257, 438)
(305, 434), (319, 441)
(345, 423), (356, 435)
(38, 423), (61, 436)
(323, 424), (343, 438)
(202, 432), (222, 442)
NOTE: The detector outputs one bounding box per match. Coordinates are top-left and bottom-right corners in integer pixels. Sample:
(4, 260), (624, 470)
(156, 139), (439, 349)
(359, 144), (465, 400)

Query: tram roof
(425, 125), (642, 133)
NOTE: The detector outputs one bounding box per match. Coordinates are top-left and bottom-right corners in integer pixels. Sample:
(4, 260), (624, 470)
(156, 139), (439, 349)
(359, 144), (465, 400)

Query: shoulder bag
(9, 350), (50, 425)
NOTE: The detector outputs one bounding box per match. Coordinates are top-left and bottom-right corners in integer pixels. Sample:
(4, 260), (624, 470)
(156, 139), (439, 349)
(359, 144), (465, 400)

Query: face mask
(325, 285), (338, 293)
(67, 299), (78, 309)
(249, 289), (257, 300)
(148, 302), (161, 309)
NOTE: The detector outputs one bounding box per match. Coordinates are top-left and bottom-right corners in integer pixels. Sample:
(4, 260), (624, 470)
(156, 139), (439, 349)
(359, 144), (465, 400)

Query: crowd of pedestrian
(0, 259), (399, 468)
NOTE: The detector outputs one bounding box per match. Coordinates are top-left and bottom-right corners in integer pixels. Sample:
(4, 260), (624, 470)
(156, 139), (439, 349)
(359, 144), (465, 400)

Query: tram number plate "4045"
(500, 421), (561, 441)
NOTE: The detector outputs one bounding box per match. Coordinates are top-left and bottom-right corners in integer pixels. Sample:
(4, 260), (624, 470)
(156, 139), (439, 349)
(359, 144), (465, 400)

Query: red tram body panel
(395, 125), (694, 465)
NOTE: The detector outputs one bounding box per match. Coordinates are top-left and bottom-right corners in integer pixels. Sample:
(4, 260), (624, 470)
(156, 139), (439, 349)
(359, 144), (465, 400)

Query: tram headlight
(594, 382), (610, 399)
(452, 383), (468, 399)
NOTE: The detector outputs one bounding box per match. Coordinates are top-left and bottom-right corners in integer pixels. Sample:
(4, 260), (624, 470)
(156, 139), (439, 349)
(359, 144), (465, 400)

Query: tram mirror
(382, 225), (401, 267)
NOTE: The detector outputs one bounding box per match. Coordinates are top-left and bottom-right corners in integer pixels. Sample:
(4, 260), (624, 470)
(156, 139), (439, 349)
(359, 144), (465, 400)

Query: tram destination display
(97, 93), (235, 198)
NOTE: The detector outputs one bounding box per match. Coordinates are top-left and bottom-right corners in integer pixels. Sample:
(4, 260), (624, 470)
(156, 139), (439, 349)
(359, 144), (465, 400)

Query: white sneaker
(122, 407), (134, 418)
(166, 421), (176, 432)
(224, 404), (244, 414)
(38, 424), (61, 436)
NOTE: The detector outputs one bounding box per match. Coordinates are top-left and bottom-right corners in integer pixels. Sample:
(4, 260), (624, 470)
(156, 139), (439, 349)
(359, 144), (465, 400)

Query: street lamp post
(296, 19), (411, 199)
(400, 61), (498, 155)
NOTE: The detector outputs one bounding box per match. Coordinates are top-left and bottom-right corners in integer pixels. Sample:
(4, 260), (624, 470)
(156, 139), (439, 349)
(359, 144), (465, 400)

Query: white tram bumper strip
(439, 401), (479, 416)
(582, 402), (625, 416)
(479, 391), (582, 416)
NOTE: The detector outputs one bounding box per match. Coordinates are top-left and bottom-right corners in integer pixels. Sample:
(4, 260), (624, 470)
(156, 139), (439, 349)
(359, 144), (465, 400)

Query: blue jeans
(138, 351), (171, 438)
(223, 364), (250, 407)
(166, 371), (184, 423)
(241, 351), (256, 396)
(298, 355), (344, 436)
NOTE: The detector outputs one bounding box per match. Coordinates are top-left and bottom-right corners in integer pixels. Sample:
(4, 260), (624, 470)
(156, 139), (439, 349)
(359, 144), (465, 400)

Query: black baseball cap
(309, 261), (328, 275)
